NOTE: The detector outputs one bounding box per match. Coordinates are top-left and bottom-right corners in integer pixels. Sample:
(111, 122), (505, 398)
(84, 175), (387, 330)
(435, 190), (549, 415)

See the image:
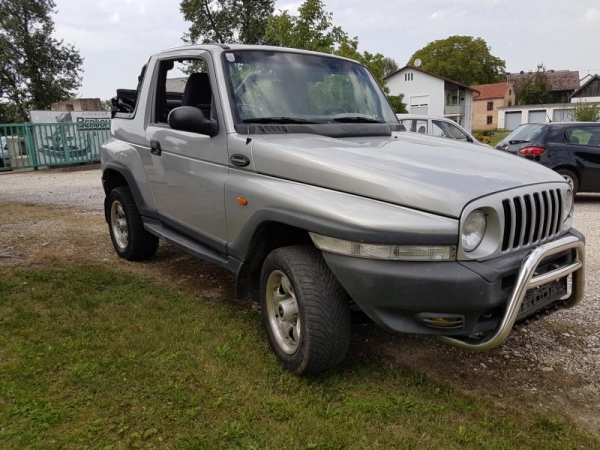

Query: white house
(384, 65), (476, 132)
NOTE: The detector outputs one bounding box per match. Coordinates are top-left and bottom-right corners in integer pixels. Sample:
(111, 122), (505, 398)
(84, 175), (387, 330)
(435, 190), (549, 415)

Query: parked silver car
(396, 113), (489, 146)
(101, 44), (585, 374)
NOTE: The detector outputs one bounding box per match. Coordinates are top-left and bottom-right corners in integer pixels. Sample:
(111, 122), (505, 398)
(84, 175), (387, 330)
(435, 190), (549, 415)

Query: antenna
(414, 59), (422, 68)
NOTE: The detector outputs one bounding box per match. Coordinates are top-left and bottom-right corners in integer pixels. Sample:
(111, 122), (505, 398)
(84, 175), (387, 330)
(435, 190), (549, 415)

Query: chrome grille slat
(508, 200), (517, 250)
(542, 191), (551, 240)
(527, 195), (536, 245)
(501, 189), (562, 253)
(549, 190), (557, 238)
(538, 192), (546, 242)
(512, 197), (522, 248)
(554, 189), (562, 235)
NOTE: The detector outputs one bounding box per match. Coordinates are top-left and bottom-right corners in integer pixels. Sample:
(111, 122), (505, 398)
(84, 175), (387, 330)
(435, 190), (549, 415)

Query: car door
(565, 125), (600, 191)
(144, 54), (229, 252)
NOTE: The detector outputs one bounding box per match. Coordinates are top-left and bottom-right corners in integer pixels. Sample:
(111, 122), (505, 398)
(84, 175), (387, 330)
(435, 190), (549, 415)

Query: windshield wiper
(242, 117), (320, 124)
(509, 139), (529, 145)
(331, 116), (385, 124)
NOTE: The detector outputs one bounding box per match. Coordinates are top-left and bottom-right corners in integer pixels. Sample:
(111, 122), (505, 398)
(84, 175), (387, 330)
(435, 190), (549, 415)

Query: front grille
(501, 189), (563, 251)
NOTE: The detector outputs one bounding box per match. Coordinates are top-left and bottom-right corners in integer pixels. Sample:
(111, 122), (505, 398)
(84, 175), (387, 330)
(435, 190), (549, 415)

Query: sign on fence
(0, 113), (111, 172)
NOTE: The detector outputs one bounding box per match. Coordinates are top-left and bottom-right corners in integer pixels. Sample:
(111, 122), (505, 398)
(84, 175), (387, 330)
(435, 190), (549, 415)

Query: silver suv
(101, 44), (585, 375)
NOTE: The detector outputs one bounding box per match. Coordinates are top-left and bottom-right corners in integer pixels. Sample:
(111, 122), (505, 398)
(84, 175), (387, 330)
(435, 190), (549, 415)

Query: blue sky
(53, 0), (600, 99)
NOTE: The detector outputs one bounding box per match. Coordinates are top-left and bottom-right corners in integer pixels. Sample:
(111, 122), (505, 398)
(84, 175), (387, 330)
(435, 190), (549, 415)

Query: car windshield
(222, 50), (398, 125)
(505, 124), (546, 143)
(432, 120), (468, 141)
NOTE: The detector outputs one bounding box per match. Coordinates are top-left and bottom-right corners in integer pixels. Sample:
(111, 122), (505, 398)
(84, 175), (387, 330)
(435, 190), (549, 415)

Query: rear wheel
(260, 245), (351, 375)
(106, 186), (159, 261)
(556, 169), (579, 194)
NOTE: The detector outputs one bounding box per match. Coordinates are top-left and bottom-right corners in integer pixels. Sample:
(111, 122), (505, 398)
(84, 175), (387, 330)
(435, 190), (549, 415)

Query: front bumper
(323, 230), (585, 350)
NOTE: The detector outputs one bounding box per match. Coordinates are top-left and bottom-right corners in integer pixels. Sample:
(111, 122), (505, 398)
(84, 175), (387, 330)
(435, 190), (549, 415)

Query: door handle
(150, 140), (162, 156)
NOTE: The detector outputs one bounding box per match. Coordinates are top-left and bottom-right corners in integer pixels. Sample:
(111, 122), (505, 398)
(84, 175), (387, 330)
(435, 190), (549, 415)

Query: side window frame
(151, 56), (211, 126)
(566, 126), (600, 147)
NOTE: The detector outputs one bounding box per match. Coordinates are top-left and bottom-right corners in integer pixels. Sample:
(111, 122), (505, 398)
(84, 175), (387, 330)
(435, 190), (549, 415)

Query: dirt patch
(1, 201), (599, 437)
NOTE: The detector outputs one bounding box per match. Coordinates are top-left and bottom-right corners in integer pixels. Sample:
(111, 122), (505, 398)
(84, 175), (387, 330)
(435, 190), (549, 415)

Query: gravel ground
(0, 168), (104, 211)
(1, 168), (599, 430)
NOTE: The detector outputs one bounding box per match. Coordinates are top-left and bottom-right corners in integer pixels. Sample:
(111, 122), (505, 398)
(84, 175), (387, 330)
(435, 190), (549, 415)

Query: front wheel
(106, 186), (159, 261)
(260, 245), (351, 375)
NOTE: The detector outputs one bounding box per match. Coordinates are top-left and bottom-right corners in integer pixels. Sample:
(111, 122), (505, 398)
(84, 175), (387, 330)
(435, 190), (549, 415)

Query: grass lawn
(1, 264), (598, 449)
(490, 131), (510, 147)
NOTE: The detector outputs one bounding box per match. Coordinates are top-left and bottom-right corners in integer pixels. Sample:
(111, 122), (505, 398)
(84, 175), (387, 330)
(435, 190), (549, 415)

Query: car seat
(588, 135), (600, 146)
(417, 126), (426, 134)
(182, 73), (212, 118)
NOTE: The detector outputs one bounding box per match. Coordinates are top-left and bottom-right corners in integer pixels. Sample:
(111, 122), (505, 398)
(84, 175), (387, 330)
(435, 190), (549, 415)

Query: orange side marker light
(237, 197), (248, 206)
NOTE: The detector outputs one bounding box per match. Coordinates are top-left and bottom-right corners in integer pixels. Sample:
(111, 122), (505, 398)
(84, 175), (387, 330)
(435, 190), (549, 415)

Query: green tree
(264, 0), (345, 53)
(180, 0), (275, 44)
(514, 64), (553, 105)
(573, 101), (600, 122)
(408, 36), (505, 86)
(335, 36), (396, 87)
(381, 57), (399, 79)
(0, 0), (83, 123)
(388, 95), (407, 114)
(265, 1), (404, 112)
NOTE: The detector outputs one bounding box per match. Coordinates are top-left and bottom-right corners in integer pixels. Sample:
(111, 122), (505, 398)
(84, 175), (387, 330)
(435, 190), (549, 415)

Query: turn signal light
(519, 146), (546, 155)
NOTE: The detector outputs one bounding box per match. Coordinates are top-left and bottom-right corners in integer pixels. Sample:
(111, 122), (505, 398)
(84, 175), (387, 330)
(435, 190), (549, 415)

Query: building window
(486, 116), (493, 125)
(487, 101), (493, 111)
(508, 100), (512, 107)
(509, 89), (512, 95)
(405, 73), (413, 81)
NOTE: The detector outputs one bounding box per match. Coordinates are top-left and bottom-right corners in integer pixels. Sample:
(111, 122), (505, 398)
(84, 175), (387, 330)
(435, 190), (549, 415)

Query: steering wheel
(238, 103), (265, 119)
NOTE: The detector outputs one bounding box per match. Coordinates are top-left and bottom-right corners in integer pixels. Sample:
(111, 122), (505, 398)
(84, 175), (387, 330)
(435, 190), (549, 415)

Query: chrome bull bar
(437, 234), (585, 351)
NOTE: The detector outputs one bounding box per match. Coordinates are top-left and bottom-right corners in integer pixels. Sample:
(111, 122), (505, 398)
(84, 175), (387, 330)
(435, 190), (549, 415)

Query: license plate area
(518, 277), (568, 320)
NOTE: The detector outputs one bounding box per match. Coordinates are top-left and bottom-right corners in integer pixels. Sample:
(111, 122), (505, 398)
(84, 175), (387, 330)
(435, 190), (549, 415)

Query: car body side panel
(224, 169), (459, 260)
(569, 143), (600, 191)
(101, 136), (157, 216)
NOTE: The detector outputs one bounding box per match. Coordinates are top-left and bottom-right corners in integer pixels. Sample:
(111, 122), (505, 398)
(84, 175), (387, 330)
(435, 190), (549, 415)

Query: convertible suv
(101, 45), (585, 375)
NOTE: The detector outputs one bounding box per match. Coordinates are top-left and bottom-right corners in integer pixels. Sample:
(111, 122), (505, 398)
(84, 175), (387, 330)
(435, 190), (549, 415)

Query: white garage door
(528, 110), (547, 124)
(553, 109), (574, 122)
(505, 112), (522, 131)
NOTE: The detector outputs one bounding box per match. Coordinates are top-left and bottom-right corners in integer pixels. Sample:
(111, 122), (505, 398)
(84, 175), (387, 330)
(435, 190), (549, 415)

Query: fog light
(416, 314), (464, 330)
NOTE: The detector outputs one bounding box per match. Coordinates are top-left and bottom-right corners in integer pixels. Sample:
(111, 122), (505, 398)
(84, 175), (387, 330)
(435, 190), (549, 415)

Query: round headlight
(462, 210), (487, 252)
(563, 190), (574, 221)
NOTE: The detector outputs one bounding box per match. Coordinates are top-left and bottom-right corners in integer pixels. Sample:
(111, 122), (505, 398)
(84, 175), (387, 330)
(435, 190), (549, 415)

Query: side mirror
(168, 106), (219, 137)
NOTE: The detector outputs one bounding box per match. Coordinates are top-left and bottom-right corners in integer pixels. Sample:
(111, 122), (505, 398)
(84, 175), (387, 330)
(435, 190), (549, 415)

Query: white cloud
(585, 7), (598, 23)
(49, 0), (600, 99)
(108, 11), (120, 24)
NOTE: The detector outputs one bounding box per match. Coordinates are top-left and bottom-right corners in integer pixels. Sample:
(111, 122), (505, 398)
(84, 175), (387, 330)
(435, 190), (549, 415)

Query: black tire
(106, 186), (159, 261)
(556, 168), (579, 194)
(260, 245), (351, 375)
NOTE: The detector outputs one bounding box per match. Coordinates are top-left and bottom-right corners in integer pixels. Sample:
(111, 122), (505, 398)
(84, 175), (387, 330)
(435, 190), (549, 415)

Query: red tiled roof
(508, 70), (580, 92)
(472, 82), (509, 100)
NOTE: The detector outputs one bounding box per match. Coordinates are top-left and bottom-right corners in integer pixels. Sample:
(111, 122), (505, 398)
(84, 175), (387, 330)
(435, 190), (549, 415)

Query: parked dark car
(496, 122), (600, 193)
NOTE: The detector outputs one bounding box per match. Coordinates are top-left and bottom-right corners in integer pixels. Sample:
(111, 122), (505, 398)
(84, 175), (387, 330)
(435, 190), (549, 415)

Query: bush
(573, 102), (600, 122)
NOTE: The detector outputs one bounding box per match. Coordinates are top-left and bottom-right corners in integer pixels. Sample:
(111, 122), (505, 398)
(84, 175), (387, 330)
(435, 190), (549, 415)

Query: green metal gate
(0, 121), (111, 172)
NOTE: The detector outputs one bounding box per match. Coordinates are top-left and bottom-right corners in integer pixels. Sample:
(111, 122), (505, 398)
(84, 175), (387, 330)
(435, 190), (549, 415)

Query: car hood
(250, 132), (565, 218)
